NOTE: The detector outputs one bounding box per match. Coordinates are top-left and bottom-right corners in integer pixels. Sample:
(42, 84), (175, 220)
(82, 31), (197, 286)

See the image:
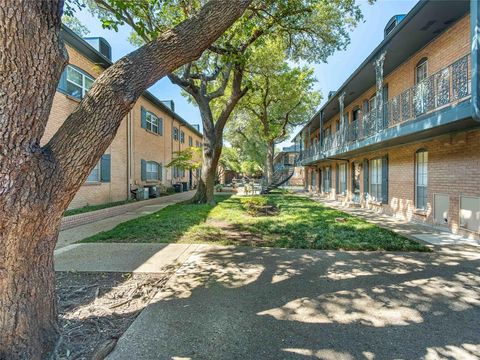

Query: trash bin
(173, 183), (182, 193)
(135, 187), (149, 200)
(182, 182), (188, 192)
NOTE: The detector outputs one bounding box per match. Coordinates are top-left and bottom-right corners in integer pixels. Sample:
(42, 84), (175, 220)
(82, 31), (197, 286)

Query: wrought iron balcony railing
(300, 54), (471, 164)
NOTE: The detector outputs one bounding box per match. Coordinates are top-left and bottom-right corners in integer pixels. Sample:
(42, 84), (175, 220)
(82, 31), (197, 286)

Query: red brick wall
(309, 129), (480, 237)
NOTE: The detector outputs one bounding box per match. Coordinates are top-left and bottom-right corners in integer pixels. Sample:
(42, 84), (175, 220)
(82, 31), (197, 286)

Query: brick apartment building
(273, 146), (304, 187)
(294, 0), (480, 239)
(41, 26), (203, 209)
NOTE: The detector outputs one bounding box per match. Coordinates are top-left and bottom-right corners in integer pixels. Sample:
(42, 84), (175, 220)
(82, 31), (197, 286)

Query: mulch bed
(54, 269), (174, 359)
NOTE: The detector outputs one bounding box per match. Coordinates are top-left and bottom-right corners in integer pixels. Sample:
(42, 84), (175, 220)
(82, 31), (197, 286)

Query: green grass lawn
(64, 200), (136, 217)
(82, 194), (429, 251)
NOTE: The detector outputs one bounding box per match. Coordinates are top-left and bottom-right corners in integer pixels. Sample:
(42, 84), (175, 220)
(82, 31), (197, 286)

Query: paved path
(107, 244), (480, 360)
(305, 193), (480, 247)
(56, 191), (194, 249)
(55, 243), (199, 273)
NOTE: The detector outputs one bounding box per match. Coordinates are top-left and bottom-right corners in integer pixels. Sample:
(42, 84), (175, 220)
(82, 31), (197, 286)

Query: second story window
(59, 65), (94, 100)
(415, 58), (428, 84)
(180, 131), (185, 143)
(146, 112), (159, 134)
(173, 127), (179, 141)
(141, 107), (163, 135)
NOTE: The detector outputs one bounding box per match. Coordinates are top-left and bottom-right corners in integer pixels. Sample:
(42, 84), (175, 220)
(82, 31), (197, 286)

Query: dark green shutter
(141, 159), (146, 181)
(100, 154), (111, 182)
(158, 163), (163, 181)
(158, 118), (163, 136)
(58, 67), (68, 92)
(363, 159), (369, 199)
(335, 164), (339, 194)
(382, 155), (389, 204)
(141, 107), (147, 129)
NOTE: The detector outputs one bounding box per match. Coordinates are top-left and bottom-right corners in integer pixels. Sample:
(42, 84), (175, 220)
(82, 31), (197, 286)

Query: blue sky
(75, 0), (418, 146)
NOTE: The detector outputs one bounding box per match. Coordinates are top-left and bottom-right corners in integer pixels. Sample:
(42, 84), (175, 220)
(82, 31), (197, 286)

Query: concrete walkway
(56, 191), (194, 249)
(55, 243), (199, 273)
(106, 244), (480, 359)
(304, 193), (480, 247)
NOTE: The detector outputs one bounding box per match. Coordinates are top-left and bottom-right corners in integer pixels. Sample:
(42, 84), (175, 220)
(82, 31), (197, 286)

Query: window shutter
(141, 107), (147, 129)
(363, 159), (369, 199)
(335, 164), (339, 194)
(58, 67), (68, 92)
(100, 154), (111, 182)
(363, 99), (369, 113)
(382, 155), (389, 204)
(158, 118), (163, 136)
(141, 159), (146, 181)
(158, 163), (163, 181)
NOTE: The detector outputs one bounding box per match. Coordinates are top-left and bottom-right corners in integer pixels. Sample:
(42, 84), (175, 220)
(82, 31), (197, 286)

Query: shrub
(241, 196), (270, 216)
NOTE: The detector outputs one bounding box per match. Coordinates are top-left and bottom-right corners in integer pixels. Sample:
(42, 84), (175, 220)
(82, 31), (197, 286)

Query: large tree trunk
(0, 0), (251, 357)
(192, 133), (222, 205)
(265, 141), (275, 185)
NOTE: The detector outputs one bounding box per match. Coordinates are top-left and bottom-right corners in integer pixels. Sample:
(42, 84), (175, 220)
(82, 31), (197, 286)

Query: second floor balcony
(300, 54), (473, 165)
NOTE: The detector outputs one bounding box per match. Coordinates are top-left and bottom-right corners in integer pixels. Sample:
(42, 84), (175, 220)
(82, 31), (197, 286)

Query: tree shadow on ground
(110, 245), (480, 359)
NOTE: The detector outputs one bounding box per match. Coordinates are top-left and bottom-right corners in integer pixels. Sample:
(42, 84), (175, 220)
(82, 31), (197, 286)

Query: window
(87, 162), (101, 182)
(335, 120), (340, 131)
(180, 131), (185, 143)
(146, 161), (159, 181)
(415, 58), (428, 84)
(146, 111), (159, 134)
(173, 127), (179, 141)
(339, 163), (347, 195)
(189, 136), (193, 147)
(64, 65), (94, 99)
(311, 170), (316, 187)
(196, 140), (200, 147)
(369, 158), (382, 201)
(173, 166), (185, 178)
(415, 150), (428, 210)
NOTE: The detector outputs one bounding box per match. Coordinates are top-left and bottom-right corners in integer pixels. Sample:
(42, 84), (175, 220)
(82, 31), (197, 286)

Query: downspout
(127, 111), (133, 198)
(471, 0), (480, 121)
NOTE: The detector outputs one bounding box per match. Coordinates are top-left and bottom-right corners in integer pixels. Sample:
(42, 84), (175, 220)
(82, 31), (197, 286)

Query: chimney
(161, 100), (175, 112)
(83, 37), (112, 61)
(384, 14), (406, 38)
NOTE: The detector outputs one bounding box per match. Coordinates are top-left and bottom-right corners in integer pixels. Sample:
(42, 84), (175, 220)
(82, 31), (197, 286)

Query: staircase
(262, 165), (295, 193)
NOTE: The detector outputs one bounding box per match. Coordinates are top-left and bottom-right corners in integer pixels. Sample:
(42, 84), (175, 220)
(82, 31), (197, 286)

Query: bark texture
(265, 141), (275, 185)
(0, 0), (251, 358)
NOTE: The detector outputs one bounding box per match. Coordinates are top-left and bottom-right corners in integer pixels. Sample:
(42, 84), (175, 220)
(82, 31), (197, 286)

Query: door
(352, 162), (361, 203)
(434, 194), (449, 226)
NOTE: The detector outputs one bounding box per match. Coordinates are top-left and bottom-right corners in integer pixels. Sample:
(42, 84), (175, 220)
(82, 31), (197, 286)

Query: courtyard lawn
(82, 194), (429, 251)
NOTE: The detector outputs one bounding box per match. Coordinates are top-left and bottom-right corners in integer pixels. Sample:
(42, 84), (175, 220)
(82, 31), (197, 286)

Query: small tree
(167, 147), (202, 182)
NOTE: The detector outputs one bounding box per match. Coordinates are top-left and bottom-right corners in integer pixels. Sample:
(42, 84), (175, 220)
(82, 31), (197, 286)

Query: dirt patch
(54, 269), (175, 359)
(206, 219), (269, 246)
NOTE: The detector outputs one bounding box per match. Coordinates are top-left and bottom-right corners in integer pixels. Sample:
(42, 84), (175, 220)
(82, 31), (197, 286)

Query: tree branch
(45, 0), (252, 202)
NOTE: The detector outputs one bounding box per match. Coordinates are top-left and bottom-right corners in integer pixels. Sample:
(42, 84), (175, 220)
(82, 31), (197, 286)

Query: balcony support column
(374, 51), (387, 130)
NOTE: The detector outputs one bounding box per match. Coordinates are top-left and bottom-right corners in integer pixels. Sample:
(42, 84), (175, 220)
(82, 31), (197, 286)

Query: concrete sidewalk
(56, 191), (194, 249)
(107, 244), (480, 359)
(55, 243), (199, 273)
(304, 193), (480, 247)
